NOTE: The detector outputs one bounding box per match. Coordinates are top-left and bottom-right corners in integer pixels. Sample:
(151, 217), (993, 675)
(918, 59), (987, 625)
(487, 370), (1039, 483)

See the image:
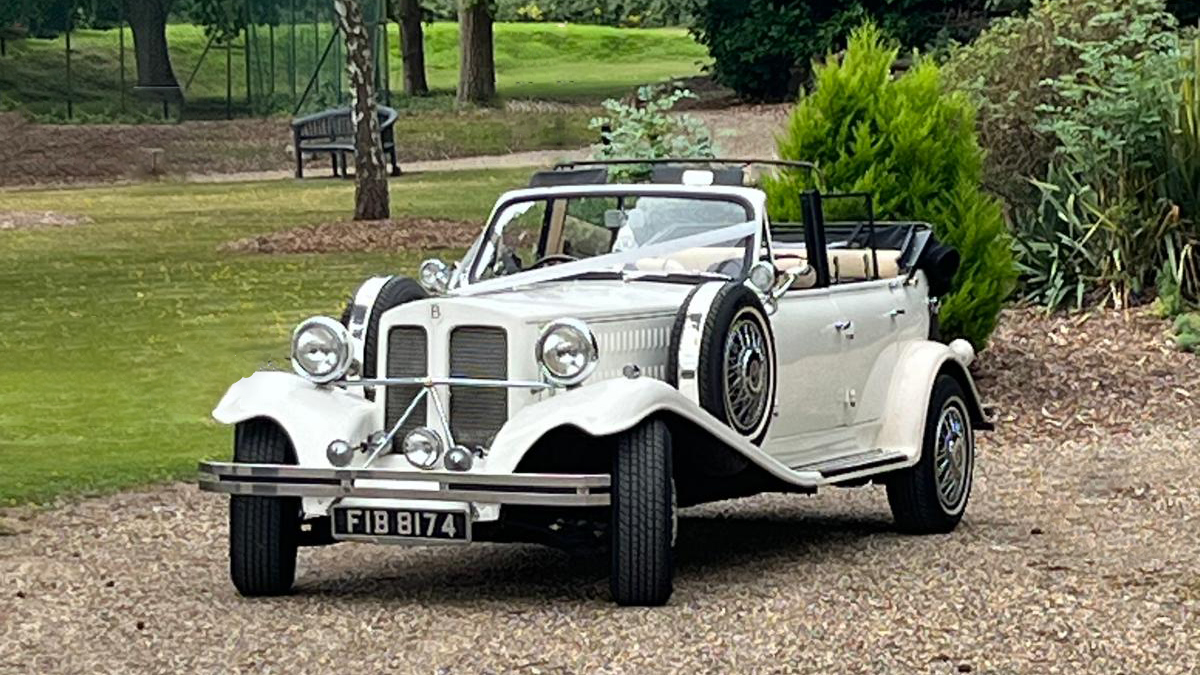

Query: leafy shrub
(1000, 1), (1200, 310)
(590, 85), (714, 175)
(765, 23), (1016, 348)
(1035, 2), (1180, 186)
(943, 0), (1179, 207)
(1013, 165), (1099, 309)
(688, 0), (997, 101)
(1017, 164), (1182, 309)
(1163, 36), (1200, 304)
(1174, 313), (1200, 353)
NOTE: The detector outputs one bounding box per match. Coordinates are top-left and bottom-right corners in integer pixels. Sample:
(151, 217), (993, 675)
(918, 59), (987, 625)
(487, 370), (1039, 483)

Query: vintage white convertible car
(200, 159), (992, 606)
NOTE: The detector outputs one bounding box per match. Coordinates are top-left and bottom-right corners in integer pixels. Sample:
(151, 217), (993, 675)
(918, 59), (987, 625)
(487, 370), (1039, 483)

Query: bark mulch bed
(976, 305), (1199, 445)
(219, 217), (479, 255)
(0, 113), (290, 187)
(0, 210), (93, 231)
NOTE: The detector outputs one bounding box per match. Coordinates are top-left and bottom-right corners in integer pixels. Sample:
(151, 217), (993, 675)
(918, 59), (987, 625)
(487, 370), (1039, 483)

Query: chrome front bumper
(197, 462), (611, 507)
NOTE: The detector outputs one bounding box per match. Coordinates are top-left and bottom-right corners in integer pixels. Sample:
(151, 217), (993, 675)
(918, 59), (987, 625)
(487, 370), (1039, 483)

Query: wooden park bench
(291, 106), (401, 179)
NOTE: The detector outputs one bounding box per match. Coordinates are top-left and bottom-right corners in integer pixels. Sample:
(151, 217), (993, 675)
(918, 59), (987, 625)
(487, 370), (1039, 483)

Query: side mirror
(418, 258), (452, 294)
(748, 261), (776, 294)
(762, 265), (805, 315)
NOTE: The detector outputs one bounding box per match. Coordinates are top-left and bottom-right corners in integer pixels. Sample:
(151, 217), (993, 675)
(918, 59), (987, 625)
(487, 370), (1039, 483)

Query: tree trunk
(121, 0), (179, 89)
(456, 0), (495, 105)
(395, 0), (428, 96)
(334, 0), (390, 220)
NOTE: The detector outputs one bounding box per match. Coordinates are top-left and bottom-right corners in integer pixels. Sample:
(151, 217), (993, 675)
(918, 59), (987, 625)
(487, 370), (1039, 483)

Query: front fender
(212, 371), (377, 466)
(487, 376), (775, 475)
(874, 339), (993, 458)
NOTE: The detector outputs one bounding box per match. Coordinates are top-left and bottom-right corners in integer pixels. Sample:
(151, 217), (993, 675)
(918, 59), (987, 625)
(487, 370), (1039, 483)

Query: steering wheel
(528, 254), (579, 270)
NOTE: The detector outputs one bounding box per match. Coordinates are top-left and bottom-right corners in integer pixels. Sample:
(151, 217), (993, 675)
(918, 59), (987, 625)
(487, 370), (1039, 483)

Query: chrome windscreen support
(426, 381), (456, 452)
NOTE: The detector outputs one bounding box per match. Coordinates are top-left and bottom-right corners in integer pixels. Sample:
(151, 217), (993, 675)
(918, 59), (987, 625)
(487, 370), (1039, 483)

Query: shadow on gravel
(293, 509), (900, 606)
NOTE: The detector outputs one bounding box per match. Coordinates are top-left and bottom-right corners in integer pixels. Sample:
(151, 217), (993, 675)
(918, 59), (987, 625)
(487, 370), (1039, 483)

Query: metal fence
(0, 0), (391, 121)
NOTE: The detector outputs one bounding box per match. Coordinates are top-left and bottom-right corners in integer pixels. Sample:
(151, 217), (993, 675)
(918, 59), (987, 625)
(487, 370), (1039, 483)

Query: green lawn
(0, 169), (531, 504)
(0, 22), (708, 119)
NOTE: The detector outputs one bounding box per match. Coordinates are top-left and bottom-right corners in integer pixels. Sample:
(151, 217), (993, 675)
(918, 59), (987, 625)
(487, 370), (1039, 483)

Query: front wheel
(610, 419), (675, 606)
(229, 419), (300, 596)
(886, 375), (975, 534)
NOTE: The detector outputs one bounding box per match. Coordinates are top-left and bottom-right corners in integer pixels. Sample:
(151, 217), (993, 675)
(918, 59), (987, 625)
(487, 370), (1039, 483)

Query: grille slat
(449, 327), (508, 447)
(385, 327), (427, 437)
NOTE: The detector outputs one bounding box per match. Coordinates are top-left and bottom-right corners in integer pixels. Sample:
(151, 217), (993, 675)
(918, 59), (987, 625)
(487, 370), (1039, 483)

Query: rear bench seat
(638, 247), (903, 288)
(776, 249), (902, 288)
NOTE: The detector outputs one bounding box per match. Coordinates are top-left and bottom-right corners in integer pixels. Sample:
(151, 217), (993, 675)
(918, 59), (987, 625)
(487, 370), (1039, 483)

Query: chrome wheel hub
(933, 402), (971, 512)
(723, 313), (770, 434)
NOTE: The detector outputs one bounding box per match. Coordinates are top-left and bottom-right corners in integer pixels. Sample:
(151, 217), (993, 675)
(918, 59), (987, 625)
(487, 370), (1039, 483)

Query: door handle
(833, 320), (855, 339)
(887, 308), (907, 318)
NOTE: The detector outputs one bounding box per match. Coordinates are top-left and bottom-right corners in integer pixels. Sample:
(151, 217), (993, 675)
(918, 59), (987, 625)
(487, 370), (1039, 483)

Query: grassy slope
(0, 169), (530, 504)
(0, 22), (707, 117)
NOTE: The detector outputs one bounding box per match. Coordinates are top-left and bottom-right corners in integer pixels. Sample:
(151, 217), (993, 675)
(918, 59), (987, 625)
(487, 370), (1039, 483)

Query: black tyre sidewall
(610, 419), (675, 606)
(359, 277), (428, 380)
(887, 374), (975, 533)
(696, 283), (777, 445)
(230, 419), (301, 596)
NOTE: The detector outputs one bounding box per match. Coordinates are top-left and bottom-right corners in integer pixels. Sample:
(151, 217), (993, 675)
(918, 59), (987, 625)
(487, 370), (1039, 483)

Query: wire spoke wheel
(933, 401), (970, 512)
(722, 309), (770, 435)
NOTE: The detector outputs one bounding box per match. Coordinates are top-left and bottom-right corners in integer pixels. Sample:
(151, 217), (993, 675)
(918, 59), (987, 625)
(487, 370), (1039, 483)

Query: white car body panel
(213, 371), (376, 461)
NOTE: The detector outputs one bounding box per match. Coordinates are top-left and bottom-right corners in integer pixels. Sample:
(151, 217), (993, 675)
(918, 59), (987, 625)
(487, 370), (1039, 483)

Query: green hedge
(766, 24), (1016, 349)
(421, 0), (692, 27)
(687, 0), (995, 101)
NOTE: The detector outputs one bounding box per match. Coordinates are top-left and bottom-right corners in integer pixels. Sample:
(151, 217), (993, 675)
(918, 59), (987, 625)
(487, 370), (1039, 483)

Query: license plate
(331, 506), (470, 543)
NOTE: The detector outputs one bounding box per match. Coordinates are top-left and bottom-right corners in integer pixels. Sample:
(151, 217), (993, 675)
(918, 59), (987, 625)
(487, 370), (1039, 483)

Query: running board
(791, 449), (910, 478)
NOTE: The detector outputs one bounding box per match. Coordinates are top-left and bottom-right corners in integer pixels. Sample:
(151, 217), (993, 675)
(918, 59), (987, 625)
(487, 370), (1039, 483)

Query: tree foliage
(422, 0), (690, 26)
(688, 0), (997, 101)
(1, 0), (123, 36)
(766, 23), (1016, 348)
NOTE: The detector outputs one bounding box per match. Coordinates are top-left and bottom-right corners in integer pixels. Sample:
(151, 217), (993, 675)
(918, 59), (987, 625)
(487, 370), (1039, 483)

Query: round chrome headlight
(402, 427), (444, 470)
(291, 316), (351, 384)
(536, 318), (598, 386)
(418, 258), (451, 294)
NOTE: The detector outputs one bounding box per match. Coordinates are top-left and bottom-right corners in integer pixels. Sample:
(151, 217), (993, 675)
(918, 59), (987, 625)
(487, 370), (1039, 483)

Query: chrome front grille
(385, 326), (427, 437)
(448, 326), (508, 447)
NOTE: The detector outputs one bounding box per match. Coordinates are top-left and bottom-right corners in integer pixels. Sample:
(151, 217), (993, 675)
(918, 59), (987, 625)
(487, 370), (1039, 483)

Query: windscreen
(469, 193), (755, 283)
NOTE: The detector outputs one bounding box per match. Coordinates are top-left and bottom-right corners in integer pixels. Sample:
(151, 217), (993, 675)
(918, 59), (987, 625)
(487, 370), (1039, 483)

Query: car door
(828, 278), (926, 426)
(763, 287), (851, 465)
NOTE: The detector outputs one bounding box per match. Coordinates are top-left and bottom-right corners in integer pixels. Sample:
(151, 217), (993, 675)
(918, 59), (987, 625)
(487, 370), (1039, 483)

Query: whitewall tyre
(886, 374), (975, 534)
(696, 283), (777, 446)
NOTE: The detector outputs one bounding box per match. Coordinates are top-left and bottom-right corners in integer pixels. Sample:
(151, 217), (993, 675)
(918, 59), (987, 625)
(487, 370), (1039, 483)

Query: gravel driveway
(3, 311), (1198, 674)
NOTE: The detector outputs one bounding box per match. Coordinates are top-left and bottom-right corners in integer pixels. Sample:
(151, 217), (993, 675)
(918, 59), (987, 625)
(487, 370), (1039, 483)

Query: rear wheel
(230, 419), (300, 596)
(886, 375), (975, 534)
(610, 419), (675, 606)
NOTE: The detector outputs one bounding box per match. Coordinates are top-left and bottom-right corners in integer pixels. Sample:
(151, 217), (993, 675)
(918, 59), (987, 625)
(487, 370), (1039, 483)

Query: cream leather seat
(636, 246), (903, 289)
(828, 249), (902, 281)
(774, 249), (903, 288)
